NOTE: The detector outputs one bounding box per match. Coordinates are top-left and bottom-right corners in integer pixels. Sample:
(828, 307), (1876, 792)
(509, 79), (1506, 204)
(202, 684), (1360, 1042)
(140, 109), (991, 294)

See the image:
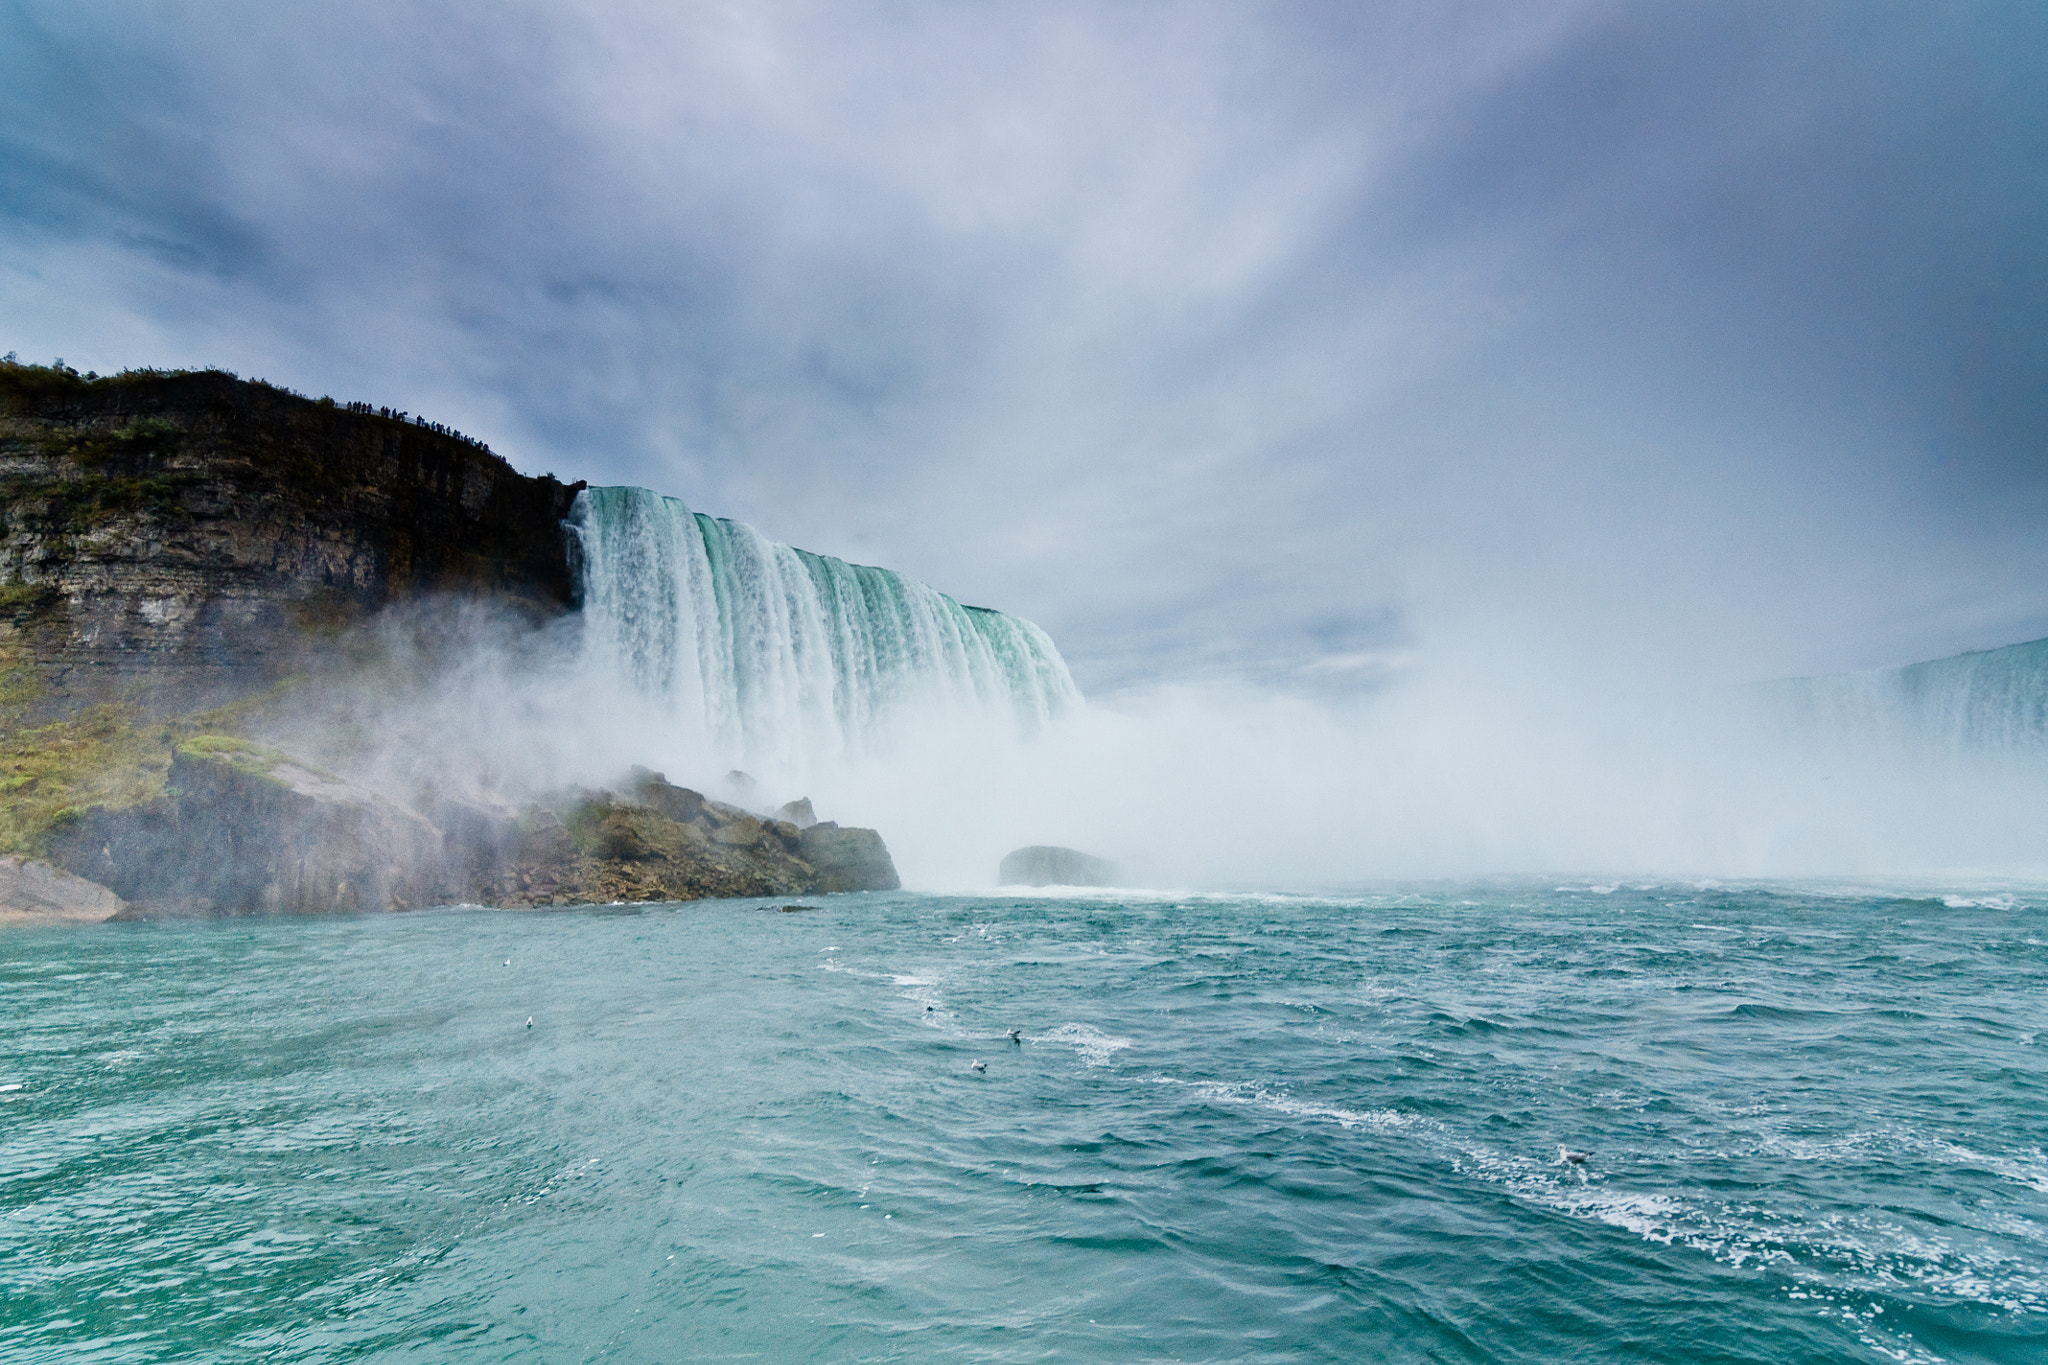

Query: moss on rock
(0, 681), (299, 856)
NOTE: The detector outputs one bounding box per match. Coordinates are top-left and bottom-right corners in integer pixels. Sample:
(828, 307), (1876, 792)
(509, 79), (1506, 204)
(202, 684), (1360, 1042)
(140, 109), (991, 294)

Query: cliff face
(0, 363), (583, 715)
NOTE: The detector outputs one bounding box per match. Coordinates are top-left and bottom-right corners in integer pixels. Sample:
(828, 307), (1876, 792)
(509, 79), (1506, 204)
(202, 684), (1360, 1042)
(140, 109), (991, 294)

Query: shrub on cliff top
(0, 358), (223, 415)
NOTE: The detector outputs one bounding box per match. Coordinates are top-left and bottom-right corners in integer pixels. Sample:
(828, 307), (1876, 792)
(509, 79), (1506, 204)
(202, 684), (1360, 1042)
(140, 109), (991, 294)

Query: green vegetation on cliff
(0, 357), (202, 411)
(0, 661), (292, 855)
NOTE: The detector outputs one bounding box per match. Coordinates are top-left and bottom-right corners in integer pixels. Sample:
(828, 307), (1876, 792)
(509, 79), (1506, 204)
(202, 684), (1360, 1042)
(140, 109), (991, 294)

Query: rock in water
(0, 856), (124, 925)
(797, 822), (901, 893)
(472, 772), (899, 906)
(998, 845), (1120, 887)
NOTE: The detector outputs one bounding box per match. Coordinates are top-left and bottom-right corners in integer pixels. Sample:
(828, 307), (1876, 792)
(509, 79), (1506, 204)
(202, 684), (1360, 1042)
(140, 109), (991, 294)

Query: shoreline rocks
(41, 741), (900, 920)
(52, 737), (443, 917)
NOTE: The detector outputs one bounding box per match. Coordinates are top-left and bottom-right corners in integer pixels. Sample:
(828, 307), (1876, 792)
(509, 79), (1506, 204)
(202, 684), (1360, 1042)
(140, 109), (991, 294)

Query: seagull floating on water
(969, 1059), (987, 1074)
(1556, 1145), (1590, 1166)
(1007, 1029), (1022, 1043)
(526, 1016), (534, 1030)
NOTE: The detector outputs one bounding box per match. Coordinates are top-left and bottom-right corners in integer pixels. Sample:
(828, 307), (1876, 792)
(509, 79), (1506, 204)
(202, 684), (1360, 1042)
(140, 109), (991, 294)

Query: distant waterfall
(566, 485), (1081, 769)
(1768, 638), (2048, 757)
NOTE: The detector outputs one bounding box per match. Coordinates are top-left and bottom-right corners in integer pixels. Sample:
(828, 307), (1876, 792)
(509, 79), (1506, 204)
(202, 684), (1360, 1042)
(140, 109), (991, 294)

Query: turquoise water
(3, 885), (2044, 1363)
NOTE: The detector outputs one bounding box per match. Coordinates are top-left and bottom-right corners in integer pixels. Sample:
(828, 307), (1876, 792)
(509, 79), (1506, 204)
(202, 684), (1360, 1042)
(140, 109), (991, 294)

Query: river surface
(3, 884), (2044, 1362)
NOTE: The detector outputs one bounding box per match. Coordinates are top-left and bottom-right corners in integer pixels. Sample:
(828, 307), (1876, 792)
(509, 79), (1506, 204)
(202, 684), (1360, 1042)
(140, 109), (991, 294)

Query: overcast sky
(5, 0), (2045, 696)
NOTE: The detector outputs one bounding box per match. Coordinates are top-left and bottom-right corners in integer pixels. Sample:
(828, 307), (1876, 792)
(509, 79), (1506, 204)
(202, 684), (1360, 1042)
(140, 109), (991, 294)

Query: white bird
(969, 1059), (987, 1074)
(526, 1016), (534, 1029)
(1557, 1145), (1591, 1166)
(1007, 1029), (1022, 1043)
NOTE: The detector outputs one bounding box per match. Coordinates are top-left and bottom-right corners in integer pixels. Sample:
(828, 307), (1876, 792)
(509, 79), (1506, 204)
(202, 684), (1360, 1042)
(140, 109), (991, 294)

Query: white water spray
(291, 496), (2048, 889)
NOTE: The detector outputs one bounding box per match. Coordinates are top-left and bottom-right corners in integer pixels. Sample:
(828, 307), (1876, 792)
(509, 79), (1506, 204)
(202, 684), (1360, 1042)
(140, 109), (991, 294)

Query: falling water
(565, 485), (1080, 773)
(1767, 636), (2048, 759)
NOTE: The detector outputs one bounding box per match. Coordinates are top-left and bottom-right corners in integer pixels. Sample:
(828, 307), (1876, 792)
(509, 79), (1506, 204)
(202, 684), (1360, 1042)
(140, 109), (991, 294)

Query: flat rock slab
(0, 855), (123, 925)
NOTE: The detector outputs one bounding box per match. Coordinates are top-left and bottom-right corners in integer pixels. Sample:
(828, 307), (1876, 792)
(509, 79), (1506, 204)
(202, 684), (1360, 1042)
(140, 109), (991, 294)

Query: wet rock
(489, 772), (899, 906)
(42, 743), (903, 917)
(998, 845), (1120, 887)
(800, 822), (901, 893)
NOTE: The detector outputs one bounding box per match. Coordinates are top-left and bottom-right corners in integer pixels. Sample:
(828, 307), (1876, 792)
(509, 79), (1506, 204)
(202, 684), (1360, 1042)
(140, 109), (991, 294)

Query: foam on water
(1042, 1022), (1133, 1066)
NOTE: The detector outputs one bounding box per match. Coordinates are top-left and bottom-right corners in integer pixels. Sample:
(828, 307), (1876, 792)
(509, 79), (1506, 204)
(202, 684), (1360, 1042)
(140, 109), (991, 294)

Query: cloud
(4, 0), (2046, 695)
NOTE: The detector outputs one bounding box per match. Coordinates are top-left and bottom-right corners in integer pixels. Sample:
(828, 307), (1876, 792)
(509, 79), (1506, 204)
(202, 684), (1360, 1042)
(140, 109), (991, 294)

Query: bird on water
(1007, 1029), (1022, 1043)
(969, 1060), (987, 1074)
(526, 1016), (534, 1030)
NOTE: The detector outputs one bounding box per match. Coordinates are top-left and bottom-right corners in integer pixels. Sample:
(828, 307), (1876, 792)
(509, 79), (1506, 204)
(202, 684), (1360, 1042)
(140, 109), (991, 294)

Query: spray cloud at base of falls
(565, 485), (1081, 784)
(553, 481), (2048, 884)
(260, 495), (2048, 889)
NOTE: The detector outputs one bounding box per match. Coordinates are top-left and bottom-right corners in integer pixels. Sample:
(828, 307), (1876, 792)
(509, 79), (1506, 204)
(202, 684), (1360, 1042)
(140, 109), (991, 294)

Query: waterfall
(1767, 637), (2048, 759)
(565, 485), (1081, 771)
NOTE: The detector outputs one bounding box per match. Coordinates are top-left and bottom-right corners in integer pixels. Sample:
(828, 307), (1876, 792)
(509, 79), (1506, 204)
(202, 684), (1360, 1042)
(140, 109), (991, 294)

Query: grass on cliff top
(0, 652), (298, 855)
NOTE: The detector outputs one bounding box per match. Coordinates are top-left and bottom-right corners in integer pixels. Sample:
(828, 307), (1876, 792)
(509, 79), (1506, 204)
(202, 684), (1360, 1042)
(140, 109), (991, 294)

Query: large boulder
(798, 822), (901, 893)
(0, 855), (123, 925)
(998, 845), (1120, 887)
(774, 797), (818, 829)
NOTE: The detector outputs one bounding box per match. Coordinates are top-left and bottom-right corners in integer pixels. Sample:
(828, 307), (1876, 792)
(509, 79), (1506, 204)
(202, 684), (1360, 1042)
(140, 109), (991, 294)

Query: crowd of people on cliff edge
(341, 400), (489, 454)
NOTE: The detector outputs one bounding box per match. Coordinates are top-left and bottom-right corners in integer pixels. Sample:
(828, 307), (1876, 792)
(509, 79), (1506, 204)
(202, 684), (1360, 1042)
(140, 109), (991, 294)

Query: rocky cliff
(0, 360), (582, 717)
(0, 359), (908, 914)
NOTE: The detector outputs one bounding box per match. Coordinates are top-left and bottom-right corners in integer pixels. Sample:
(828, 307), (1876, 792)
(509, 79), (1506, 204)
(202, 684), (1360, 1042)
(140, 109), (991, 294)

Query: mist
(8, 2), (2048, 884)
(235, 585), (2048, 894)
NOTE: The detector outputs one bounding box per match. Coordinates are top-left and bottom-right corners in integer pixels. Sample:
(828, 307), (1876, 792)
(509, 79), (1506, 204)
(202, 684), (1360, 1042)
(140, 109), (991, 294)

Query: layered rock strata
(0, 363), (583, 716)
